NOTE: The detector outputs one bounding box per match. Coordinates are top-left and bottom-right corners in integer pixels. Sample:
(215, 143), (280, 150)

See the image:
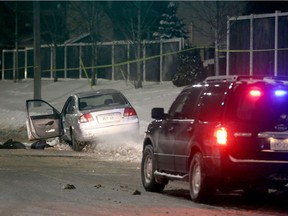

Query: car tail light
(124, 107), (137, 117)
(79, 113), (94, 123)
(249, 89), (262, 97)
(214, 126), (227, 146)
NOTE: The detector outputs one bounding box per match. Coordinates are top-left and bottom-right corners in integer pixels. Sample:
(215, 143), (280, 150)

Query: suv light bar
(205, 75), (288, 83)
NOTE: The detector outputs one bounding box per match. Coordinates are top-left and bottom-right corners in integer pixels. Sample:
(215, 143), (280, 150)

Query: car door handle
(168, 127), (174, 132)
(186, 127), (193, 132)
(45, 121), (54, 126)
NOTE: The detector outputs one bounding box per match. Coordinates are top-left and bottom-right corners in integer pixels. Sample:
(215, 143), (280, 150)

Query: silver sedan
(26, 89), (139, 151)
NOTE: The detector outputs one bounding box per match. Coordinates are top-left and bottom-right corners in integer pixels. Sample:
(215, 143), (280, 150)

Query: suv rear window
(226, 84), (288, 123)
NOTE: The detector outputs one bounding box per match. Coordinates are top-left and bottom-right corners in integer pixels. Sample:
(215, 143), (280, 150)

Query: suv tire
(141, 145), (166, 192)
(189, 152), (215, 203)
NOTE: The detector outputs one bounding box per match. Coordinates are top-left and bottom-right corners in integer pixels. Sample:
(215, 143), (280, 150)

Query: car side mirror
(151, 107), (165, 120)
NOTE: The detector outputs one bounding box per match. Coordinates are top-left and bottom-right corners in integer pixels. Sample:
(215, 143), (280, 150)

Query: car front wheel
(189, 152), (215, 203)
(141, 145), (165, 192)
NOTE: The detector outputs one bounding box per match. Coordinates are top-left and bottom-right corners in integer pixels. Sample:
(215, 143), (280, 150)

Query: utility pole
(214, 0), (220, 76)
(14, 2), (19, 82)
(33, 1), (41, 100)
(136, 5), (142, 88)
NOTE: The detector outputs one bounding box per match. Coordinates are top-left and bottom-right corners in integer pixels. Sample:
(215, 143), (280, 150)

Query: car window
(62, 97), (74, 115)
(198, 86), (227, 122)
(181, 87), (203, 119)
(66, 98), (76, 114)
(112, 93), (128, 105)
(79, 93), (127, 111)
(168, 91), (190, 119)
(27, 100), (56, 116)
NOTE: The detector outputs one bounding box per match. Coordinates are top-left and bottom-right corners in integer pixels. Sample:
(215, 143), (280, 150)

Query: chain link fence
(2, 38), (184, 82)
(226, 11), (288, 76)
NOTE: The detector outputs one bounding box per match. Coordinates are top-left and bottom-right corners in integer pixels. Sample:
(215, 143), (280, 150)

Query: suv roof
(204, 75), (288, 84)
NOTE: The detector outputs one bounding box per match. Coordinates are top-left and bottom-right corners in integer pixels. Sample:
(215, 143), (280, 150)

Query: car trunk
(83, 105), (138, 127)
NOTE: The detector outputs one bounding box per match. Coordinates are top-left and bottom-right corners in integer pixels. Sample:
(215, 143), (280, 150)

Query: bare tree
(68, 1), (110, 86)
(1, 1), (33, 81)
(183, 1), (245, 76)
(41, 2), (68, 82)
(107, 1), (167, 88)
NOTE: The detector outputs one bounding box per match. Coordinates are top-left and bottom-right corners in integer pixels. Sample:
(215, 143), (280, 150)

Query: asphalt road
(1, 149), (288, 216)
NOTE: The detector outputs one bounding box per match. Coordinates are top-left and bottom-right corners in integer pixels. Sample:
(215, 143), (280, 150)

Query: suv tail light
(249, 89), (262, 97)
(214, 126), (227, 146)
(124, 107), (137, 117)
(79, 113), (94, 123)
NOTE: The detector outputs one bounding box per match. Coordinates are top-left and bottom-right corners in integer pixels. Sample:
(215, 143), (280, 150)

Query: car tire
(70, 130), (81, 152)
(189, 152), (215, 203)
(141, 145), (166, 192)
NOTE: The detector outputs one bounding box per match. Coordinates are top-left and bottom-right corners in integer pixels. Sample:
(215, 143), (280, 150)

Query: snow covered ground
(0, 78), (183, 162)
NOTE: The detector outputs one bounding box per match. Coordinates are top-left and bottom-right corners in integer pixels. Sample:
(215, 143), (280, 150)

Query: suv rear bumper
(227, 155), (288, 179)
(204, 155), (288, 185)
(229, 155), (288, 165)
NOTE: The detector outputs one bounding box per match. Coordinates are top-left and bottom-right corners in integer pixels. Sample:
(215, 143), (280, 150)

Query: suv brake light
(249, 89), (262, 97)
(215, 126), (227, 145)
(124, 107), (137, 117)
(79, 113), (94, 123)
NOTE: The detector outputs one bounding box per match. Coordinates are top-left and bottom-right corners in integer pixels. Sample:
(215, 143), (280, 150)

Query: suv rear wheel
(141, 145), (166, 192)
(189, 152), (215, 203)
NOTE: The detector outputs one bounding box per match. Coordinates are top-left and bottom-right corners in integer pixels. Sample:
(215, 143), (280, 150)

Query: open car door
(26, 99), (63, 141)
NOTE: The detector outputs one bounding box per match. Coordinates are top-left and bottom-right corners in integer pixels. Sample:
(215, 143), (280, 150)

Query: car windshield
(79, 93), (128, 111)
(225, 84), (288, 123)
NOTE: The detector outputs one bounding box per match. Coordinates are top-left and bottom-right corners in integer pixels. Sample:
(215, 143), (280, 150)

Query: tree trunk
(214, 1), (220, 76)
(91, 43), (97, 86)
(33, 0), (41, 101)
(136, 6), (142, 88)
(53, 44), (58, 82)
(214, 29), (220, 76)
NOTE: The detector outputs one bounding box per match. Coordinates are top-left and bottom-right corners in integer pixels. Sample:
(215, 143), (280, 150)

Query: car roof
(73, 89), (122, 98)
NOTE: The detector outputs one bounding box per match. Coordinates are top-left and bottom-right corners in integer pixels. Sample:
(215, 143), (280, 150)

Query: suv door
(26, 100), (63, 141)
(173, 86), (204, 173)
(156, 91), (190, 172)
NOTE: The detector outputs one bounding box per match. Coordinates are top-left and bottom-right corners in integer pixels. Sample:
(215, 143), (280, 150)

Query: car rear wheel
(189, 152), (215, 203)
(70, 130), (81, 152)
(141, 145), (165, 192)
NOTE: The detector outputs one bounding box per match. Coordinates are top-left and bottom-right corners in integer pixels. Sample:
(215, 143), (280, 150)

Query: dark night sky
(244, 1), (288, 15)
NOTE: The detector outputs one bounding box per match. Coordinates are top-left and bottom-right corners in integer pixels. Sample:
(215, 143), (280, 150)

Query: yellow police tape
(42, 46), (212, 73)
(79, 57), (92, 86)
(5, 46), (288, 74)
(217, 47), (288, 53)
